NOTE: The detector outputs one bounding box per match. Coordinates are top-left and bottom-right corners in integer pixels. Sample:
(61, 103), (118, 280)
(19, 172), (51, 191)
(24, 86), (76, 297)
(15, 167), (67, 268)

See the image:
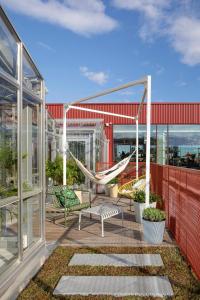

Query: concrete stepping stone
(54, 276), (173, 297)
(69, 253), (163, 267)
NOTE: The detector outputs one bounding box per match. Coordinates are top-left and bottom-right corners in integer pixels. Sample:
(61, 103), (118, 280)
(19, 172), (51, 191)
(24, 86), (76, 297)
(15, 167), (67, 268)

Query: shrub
(134, 191), (163, 204)
(46, 155), (85, 185)
(143, 207), (166, 222)
(134, 190), (145, 203)
(150, 192), (162, 204)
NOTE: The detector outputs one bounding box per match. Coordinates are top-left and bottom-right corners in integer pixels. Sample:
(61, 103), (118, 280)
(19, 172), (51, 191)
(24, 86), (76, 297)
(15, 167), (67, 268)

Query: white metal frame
(62, 76), (151, 206)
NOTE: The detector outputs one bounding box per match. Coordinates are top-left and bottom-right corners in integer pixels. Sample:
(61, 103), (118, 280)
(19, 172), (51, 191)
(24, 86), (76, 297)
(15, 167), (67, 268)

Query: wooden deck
(45, 195), (175, 247)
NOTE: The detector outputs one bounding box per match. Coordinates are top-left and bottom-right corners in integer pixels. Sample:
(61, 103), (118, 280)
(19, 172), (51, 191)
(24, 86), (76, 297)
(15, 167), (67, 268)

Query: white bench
(78, 204), (123, 237)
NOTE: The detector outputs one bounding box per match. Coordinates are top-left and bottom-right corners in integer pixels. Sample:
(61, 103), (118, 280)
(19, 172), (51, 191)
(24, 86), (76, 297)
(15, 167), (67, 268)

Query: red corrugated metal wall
(47, 103), (200, 162)
(151, 163), (200, 280)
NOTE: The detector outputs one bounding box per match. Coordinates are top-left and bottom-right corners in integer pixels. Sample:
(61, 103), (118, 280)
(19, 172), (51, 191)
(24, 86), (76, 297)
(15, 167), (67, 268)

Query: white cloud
(2, 0), (118, 36)
(112, 0), (200, 66)
(37, 41), (55, 52)
(169, 16), (200, 66)
(175, 80), (187, 87)
(80, 66), (109, 85)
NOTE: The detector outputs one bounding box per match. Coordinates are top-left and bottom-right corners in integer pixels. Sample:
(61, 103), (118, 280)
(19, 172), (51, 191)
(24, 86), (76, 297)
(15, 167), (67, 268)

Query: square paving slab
(54, 276), (173, 297)
(69, 253), (164, 267)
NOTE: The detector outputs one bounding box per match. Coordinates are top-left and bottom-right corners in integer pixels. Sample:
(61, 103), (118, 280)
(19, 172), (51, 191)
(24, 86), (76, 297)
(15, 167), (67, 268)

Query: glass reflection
(0, 18), (17, 78)
(0, 78), (17, 199)
(168, 125), (200, 169)
(23, 195), (41, 250)
(23, 52), (41, 97)
(22, 93), (41, 192)
(0, 202), (18, 274)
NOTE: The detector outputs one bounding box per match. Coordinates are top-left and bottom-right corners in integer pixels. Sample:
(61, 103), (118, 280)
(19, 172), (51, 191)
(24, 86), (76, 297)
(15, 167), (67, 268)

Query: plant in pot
(107, 177), (118, 198)
(133, 191), (161, 223)
(143, 207), (166, 244)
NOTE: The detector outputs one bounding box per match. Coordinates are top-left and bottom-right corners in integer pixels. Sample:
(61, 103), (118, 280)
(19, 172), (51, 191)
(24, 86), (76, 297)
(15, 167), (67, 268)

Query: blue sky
(2, 0), (200, 103)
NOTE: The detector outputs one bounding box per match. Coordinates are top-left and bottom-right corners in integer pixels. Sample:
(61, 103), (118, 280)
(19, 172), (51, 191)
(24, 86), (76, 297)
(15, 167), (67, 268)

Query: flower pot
(105, 184), (111, 196)
(149, 202), (156, 208)
(143, 219), (165, 244)
(134, 202), (146, 223)
(109, 184), (118, 198)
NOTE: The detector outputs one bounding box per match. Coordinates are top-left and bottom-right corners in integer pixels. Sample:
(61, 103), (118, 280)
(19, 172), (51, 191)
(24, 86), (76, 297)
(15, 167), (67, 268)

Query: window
(23, 51), (41, 97)
(0, 78), (18, 199)
(168, 125), (200, 169)
(113, 125), (156, 162)
(157, 125), (168, 165)
(0, 202), (18, 274)
(0, 18), (17, 78)
(22, 93), (41, 192)
(22, 194), (41, 250)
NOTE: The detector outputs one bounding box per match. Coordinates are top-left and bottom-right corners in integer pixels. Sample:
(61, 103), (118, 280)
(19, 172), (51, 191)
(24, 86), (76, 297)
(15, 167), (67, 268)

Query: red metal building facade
(47, 103), (200, 162)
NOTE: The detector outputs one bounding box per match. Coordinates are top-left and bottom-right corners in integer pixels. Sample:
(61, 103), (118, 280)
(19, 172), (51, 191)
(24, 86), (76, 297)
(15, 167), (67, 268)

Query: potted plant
(107, 177), (118, 198)
(143, 207), (166, 244)
(133, 191), (161, 223)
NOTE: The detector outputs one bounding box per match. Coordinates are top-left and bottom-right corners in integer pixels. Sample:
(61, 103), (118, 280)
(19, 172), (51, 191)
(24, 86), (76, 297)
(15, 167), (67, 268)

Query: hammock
(69, 150), (136, 185)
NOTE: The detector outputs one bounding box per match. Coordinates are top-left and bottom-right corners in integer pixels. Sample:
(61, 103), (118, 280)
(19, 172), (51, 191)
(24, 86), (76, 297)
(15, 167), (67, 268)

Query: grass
(18, 246), (200, 300)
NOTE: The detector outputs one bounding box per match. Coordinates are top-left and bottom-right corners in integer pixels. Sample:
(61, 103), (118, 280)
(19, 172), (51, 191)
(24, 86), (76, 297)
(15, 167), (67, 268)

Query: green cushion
(55, 189), (80, 208)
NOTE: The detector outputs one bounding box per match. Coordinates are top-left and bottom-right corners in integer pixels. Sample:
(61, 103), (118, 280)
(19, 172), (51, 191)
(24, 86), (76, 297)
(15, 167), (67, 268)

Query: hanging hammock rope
(69, 150), (136, 185)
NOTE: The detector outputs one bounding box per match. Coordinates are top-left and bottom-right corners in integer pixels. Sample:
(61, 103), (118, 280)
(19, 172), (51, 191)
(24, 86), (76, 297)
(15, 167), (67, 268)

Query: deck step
(54, 276), (173, 296)
(69, 253), (163, 267)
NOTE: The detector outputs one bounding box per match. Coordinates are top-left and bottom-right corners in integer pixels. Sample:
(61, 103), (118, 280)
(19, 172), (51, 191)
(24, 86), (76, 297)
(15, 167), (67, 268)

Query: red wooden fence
(151, 163), (200, 280)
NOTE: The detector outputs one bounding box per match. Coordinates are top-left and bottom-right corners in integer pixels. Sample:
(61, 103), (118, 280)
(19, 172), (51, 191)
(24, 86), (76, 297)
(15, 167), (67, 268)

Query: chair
(46, 185), (91, 226)
(118, 175), (146, 210)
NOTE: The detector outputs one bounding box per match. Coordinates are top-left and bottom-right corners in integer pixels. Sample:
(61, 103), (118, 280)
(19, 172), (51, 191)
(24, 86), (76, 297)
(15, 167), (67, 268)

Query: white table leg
(78, 212), (82, 230)
(101, 217), (104, 237)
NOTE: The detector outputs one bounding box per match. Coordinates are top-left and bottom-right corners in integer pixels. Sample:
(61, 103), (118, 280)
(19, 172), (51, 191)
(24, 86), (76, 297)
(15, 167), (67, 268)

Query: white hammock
(69, 150), (136, 185)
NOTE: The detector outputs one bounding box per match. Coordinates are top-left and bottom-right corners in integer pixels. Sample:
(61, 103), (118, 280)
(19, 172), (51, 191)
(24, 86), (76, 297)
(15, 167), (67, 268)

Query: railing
(151, 163), (200, 280)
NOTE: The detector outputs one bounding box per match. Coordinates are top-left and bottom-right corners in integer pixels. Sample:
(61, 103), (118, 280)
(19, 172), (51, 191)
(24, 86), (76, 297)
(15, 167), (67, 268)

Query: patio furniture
(78, 203), (123, 237)
(46, 186), (91, 226)
(118, 175), (146, 210)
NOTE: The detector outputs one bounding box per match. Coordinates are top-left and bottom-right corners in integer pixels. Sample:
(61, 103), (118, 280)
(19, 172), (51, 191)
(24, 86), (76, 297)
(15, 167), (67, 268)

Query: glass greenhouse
(0, 7), (46, 299)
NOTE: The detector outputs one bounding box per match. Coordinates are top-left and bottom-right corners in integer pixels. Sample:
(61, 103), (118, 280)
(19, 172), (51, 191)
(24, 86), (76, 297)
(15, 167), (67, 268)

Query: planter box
(109, 184), (118, 198)
(134, 202), (157, 224)
(143, 219), (165, 244)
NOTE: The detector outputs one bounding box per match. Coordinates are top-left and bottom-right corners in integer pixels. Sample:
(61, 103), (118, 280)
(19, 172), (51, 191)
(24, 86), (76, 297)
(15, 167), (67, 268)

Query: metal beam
(68, 77), (147, 106)
(69, 105), (137, 120)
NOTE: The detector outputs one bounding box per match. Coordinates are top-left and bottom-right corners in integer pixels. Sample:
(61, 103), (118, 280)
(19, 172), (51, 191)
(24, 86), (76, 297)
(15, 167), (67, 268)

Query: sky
(1, 0), (200, 103)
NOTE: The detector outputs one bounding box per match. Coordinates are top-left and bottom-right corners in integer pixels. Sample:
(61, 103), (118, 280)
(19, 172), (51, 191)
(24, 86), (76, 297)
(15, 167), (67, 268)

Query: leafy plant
(134, 190), (163, 204)
(108, 177), (118, 185)
(134, 190), (145, 203)
(150, 192), (162, 204)
(46, 155), (85, 185)
(143, 207), (166, 222)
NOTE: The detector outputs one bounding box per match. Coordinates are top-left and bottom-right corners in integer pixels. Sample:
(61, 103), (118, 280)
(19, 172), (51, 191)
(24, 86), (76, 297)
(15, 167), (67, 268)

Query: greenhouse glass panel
(22, 194), (41, 250)
(23, 51), (41, 97)
(0, 78), (17, 199)
(0, 202), (18, 275)
(0, 18), (17, 78)
(22, 93), (41, 192)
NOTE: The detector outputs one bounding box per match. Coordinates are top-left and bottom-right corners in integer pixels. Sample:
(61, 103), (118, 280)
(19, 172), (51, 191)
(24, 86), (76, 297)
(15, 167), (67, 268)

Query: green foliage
(108, 177), (118, 184)
(0, 185), (17, 198)
(46, 155), (85, 185)
(134, 190), (146, 203)
(66, 158), (85, 186)
(134, 190), (163, 204)
(150, 192), (162, 204)
(143, 207), (166, 222)
(0, 143), (17, 171)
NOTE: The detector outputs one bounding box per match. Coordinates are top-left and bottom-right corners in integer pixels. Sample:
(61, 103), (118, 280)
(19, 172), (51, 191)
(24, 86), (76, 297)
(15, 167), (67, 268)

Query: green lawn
(18, 246), (200, 300)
